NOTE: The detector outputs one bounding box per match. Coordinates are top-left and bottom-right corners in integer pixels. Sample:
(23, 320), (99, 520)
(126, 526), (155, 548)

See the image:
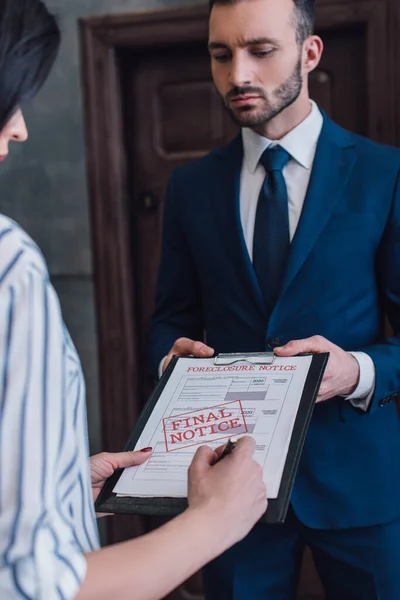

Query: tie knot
(259, 146), (291, 172)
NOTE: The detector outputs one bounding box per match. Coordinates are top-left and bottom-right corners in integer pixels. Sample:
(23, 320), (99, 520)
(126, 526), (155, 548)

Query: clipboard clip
(214, 352), (275, 365)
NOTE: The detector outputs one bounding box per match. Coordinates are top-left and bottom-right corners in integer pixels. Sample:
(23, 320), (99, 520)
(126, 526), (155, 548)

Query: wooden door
(119, 42), (238, 406)
(80, 2), (397, 599)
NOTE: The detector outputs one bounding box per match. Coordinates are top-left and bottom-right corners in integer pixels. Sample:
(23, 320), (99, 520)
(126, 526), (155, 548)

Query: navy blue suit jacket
(149, 114), (400, 529)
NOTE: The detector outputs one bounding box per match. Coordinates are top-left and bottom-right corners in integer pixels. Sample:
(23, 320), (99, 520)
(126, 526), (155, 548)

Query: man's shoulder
(171, 136), (240, 183)
(0, 214), (48, 292)
(332, 121), (400, 169)
(352, 132), (400, 159)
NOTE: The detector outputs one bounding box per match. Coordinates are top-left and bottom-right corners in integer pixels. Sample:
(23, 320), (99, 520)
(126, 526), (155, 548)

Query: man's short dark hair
(0, 0), (60, 131)
(208, 0), (316, 45)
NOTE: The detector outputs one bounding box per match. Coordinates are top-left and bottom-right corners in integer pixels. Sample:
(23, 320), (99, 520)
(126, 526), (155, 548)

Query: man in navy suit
(149, 0), (400, 597)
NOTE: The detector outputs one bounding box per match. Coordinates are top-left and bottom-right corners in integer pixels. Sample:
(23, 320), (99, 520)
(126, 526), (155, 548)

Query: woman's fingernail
(140, 447), (153, 453)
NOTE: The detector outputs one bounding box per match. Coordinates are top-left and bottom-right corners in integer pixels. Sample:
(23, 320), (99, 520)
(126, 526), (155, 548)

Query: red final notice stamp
(163, 400), (248, 452)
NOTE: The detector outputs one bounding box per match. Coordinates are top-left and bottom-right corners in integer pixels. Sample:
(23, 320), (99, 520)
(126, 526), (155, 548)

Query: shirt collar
(242, 100), (323, 173)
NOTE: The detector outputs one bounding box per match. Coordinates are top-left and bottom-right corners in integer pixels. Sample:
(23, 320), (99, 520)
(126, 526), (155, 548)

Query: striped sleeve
(0, 254), (87, 599)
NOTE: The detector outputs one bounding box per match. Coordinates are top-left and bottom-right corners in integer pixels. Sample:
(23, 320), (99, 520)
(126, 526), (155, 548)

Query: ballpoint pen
(215, 437), (237, 463)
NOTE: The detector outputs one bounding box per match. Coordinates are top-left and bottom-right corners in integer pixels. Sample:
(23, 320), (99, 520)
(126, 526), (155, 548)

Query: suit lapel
(210, 117), (357, 321)
(211, 135), (267, 317)
(278, 116), (357, 300)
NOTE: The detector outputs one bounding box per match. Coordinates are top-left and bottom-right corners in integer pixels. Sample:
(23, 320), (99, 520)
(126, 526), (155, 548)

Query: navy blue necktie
(253, 146), (291, 311)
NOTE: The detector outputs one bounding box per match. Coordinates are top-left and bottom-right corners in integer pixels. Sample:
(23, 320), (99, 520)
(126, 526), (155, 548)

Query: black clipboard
(95, 352), (329, 524)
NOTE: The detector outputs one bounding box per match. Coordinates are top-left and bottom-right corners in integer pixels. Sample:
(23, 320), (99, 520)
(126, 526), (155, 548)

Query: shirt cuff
(159, 356), (168, 379)
(344, 351), (376, 411)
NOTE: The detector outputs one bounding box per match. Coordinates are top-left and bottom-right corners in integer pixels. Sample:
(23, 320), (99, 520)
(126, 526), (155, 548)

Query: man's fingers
(191, 341), (214, 357)
(274, 340), (305, 356)
(164, 339), (214, 374)
(274, 336), (328, 356)
(163, 355), (172, 372)
(164, 338), (195, 372)
(171, 338), (214, 358)
(172, 337), (196, 355)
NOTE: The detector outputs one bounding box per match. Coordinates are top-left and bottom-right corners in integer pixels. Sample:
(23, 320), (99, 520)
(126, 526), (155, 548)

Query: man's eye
(253, 50), (274, 58)
(213, 54), (230, 63)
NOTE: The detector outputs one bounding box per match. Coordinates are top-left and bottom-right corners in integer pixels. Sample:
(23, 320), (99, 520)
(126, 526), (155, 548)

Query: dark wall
(0, 0), (199, 454)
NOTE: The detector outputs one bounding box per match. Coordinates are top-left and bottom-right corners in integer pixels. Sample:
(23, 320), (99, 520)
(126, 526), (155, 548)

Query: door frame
(79, 4), (211, 457)
(79, 0), (399, 542)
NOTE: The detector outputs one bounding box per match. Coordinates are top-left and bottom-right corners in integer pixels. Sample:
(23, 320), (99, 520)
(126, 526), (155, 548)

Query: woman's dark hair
(0, 0), (60, 131)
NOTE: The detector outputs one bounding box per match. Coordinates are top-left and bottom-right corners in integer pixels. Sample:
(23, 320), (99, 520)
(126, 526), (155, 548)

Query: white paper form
(113, 355), (312, 499)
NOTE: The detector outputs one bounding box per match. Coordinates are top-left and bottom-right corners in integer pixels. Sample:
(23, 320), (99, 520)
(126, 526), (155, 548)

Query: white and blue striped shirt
(0, 215), (100, 599)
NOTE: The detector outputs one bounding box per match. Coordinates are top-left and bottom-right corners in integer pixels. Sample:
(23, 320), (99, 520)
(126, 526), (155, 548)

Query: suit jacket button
(266, 337), (281, 349)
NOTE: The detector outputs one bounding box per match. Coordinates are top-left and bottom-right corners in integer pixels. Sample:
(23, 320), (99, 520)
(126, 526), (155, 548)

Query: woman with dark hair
(0, 1), (267, 599)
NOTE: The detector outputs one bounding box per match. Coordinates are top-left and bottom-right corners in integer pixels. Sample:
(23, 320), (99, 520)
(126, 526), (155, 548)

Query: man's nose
(228, 55), (252, 88)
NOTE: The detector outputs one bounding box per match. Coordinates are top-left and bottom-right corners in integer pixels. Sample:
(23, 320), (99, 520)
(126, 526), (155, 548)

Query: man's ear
(302, 35), (324, 74)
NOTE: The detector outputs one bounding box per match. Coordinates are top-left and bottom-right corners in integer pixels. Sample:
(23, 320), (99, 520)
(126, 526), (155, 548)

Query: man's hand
(90, 449), (152, 514)
(163, 337), (214, 373)
(274, 335), (360, 402)
(187, 437), (267, 549)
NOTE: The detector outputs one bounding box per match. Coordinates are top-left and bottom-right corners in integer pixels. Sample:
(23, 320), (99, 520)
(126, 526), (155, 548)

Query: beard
(224, 55), (303, 128)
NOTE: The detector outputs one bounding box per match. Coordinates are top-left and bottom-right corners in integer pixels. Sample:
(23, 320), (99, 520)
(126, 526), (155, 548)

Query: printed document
(114, 355), (312, 499)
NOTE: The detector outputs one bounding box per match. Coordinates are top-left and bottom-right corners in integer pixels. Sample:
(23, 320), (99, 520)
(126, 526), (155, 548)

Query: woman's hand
(90, 449), (153, 515)
(187, 437), (267, 550)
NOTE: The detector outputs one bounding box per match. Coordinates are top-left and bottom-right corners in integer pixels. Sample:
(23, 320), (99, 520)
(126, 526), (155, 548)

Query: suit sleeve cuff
(344, 351), (376, 411)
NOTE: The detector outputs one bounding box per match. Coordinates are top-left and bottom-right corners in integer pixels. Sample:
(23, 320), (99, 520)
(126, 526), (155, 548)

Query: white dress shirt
(240, 101), (375, 408)
(0, 215), (100, 599)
